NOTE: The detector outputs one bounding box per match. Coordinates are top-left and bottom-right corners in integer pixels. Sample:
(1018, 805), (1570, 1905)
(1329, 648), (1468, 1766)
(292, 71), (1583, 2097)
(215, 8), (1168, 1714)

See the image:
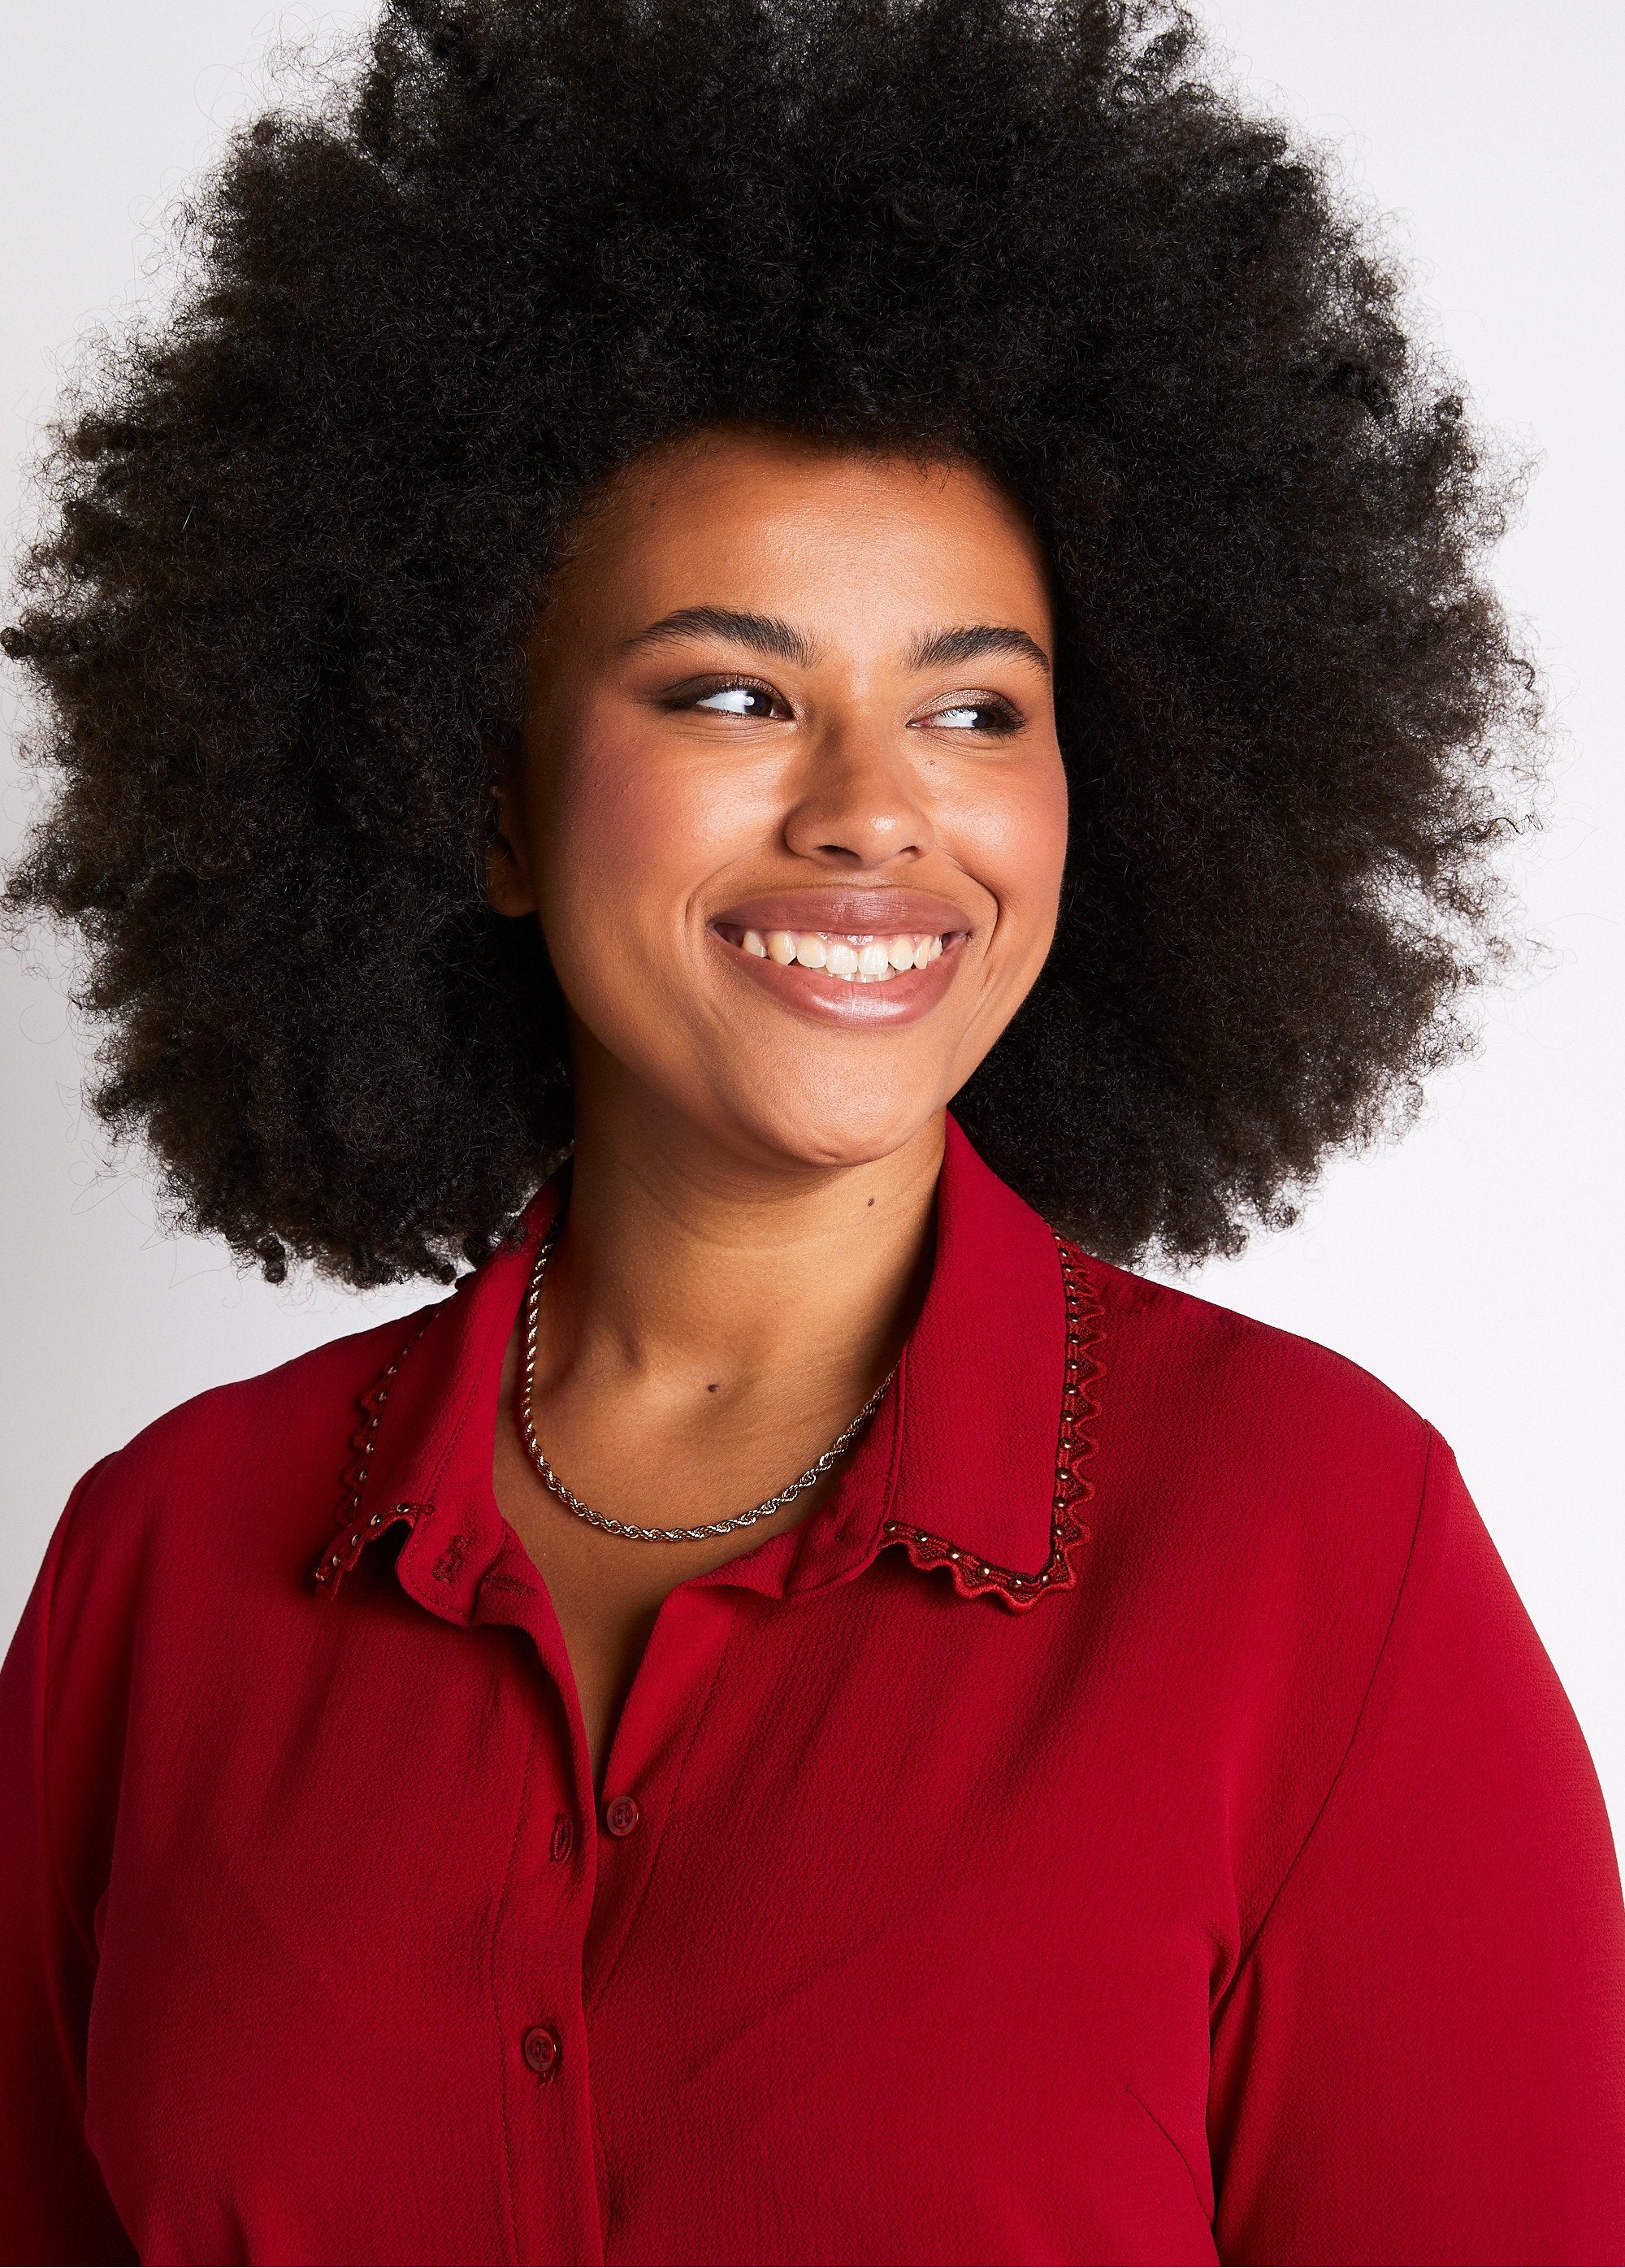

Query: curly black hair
(2, 0), (1535, 1286)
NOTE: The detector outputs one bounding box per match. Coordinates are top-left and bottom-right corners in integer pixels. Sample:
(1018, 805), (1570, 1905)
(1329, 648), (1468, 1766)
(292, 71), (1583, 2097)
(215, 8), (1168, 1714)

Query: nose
(780, 713), (936, 867)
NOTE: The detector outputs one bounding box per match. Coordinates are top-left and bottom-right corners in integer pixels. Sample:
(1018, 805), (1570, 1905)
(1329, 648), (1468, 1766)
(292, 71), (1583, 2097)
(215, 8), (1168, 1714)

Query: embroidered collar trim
(878, 1230), (1103, 1613)
(312, 1225), (1104, 1613)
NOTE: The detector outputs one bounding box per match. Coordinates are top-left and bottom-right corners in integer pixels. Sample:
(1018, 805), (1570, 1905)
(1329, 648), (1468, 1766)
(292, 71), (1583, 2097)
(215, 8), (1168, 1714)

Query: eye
(682, 678), (788, 720)
(917, 696), (1020, 735)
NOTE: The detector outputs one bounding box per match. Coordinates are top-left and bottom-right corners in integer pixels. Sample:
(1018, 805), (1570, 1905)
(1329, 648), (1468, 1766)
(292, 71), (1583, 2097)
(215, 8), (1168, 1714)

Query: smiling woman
(2, 2), (1623, 2265)
(492, 436), (1067, 1156)
(478, 432), (1075, 1766)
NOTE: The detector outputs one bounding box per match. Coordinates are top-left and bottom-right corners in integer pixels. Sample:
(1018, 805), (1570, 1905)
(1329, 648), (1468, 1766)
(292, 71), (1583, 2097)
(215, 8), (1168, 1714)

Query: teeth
(742, 927), (948, 982)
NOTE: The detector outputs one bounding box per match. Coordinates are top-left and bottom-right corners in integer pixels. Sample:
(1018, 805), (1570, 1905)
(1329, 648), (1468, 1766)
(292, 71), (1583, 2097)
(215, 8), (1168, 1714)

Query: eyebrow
(906, 624), (1051, 677)
(618, 606), (1052, 679)
(618, 607), (819, 667)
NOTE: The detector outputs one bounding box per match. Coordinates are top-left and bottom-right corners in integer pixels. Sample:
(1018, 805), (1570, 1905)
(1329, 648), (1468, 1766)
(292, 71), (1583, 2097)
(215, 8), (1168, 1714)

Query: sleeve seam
(1220, 1420), (1437, 2003)
(1120, 2077), (1211, 2224)
(39, 1455), (118, 1958)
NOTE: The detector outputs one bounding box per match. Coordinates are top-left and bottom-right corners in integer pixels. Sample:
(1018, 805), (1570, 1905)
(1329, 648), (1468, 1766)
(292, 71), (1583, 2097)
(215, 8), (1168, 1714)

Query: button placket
(462, 1581), (604, 2266)
(582, 1585), (740, 2010)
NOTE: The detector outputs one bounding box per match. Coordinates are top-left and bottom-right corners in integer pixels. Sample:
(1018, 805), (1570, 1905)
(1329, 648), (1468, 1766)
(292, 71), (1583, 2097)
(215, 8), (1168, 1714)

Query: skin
(485, 426), (1068, 1793)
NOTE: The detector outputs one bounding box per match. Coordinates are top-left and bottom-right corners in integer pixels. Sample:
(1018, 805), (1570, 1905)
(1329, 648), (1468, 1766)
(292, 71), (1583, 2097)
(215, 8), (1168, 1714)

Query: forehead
(546, 428), (1053, 650)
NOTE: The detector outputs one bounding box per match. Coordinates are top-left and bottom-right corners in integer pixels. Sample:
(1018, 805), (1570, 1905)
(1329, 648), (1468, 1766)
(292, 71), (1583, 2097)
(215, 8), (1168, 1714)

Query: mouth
(712, 922), (949, 982)
(704, 896), (973, 1028)
(704, 888), (976, 1026)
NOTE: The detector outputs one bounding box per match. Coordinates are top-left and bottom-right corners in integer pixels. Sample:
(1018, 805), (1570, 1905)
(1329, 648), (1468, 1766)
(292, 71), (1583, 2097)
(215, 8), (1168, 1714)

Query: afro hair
(2, 0), (1536, 1285)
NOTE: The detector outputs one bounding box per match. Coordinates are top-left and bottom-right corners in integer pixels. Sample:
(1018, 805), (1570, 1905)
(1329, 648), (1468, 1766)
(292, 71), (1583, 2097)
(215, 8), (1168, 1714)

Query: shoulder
(1076, 1244), (1432, 1624)
(1078, 1248), (1433, 1524)
(79, 1300), (439, 1511)
(44, 1301), (445, 1636)
(1072, 1251), (1442, 1884)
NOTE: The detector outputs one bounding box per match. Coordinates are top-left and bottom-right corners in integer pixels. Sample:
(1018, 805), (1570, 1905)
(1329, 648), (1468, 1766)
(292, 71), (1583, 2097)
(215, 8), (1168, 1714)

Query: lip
(708, 887), (975, 940)
(707, 923), (968, 1028)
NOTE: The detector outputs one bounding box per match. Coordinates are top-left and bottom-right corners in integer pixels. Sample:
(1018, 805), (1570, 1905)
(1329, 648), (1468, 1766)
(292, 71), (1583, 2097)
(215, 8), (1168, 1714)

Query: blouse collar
(312, 1114), (1103, 1620)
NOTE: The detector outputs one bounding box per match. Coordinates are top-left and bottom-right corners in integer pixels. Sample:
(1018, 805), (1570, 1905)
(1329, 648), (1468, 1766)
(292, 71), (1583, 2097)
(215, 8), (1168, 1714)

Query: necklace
(517, 1221), (899, 1543)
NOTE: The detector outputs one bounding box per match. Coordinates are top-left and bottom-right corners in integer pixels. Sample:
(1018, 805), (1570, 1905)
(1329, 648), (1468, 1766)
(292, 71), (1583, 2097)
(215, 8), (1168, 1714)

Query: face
(488, 427), (1068, 1174)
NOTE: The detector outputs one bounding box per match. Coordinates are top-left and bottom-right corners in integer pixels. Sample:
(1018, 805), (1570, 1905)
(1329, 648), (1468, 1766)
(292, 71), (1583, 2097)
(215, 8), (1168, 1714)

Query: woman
(2, 1), (1621, 2261)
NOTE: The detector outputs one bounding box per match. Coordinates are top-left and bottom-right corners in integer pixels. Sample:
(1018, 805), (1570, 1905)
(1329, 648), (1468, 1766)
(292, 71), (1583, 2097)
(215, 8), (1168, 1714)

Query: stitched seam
(1120, 2077), (1211, 2223)
(1218, 1420), (1436, 2006)
(39, 1457), (116, 1969)
(36, 1456), (118, 2131)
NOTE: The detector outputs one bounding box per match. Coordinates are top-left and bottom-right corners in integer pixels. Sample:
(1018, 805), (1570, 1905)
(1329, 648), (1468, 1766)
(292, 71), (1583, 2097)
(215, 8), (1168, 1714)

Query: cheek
(955, 749), (1070, 942)
(537, 717), (733, 940)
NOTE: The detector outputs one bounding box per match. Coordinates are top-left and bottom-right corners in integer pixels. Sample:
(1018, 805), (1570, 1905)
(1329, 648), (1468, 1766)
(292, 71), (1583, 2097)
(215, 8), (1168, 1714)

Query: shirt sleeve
(0, 1471), (137, 2268)
(1207, 1426), (1625, 2265)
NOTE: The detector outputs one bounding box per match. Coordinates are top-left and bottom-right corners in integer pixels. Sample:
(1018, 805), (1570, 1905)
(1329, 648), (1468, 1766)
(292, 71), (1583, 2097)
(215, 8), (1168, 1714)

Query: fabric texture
(2, 1114), (1623, 2266)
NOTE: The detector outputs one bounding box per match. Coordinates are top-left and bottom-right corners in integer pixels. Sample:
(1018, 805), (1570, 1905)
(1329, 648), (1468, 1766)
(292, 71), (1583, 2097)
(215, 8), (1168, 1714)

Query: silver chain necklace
(518, 1220), (898, 1543)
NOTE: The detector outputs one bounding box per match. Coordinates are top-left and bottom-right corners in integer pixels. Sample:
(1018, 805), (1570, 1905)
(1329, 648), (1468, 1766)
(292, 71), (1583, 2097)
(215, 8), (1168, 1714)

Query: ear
(482, 776), (537, 918)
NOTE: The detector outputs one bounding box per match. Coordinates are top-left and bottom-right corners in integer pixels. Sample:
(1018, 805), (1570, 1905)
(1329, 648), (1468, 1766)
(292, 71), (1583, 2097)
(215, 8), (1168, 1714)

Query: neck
(537, 1069), (945, 1411)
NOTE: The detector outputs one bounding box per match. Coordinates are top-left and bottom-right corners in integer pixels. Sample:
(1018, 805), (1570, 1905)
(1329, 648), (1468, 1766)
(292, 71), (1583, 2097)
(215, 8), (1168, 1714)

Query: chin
(720, 1073), (948, 1176)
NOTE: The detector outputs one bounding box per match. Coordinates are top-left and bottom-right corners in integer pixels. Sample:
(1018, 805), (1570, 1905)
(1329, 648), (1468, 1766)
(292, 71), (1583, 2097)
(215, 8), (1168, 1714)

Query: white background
(3, 4), (1621, 1833)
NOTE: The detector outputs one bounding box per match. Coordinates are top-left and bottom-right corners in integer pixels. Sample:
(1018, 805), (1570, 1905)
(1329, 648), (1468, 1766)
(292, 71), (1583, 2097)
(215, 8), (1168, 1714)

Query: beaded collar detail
(312, 1306), (439, 1595)
(878, 1230), (1103, 1614)
(313, 1216), (1104, 1613)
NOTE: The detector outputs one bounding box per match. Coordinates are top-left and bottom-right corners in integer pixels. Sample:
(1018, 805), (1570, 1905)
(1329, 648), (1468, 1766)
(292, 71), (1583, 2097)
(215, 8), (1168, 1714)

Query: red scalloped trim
(880, 1230), (1103, 1614)
(312, 1307), (439, 1595)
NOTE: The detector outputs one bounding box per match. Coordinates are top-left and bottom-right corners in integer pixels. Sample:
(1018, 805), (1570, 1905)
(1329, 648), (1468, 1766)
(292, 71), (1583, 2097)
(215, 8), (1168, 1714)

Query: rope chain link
(518, 1221), (896, 1543)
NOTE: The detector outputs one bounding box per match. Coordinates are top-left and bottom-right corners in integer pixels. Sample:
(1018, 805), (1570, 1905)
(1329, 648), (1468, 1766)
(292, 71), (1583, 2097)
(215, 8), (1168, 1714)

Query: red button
(604, 1794), (640, 1837)
(549, 1812), (574, 1863)
(522, 2026), (561, 2080)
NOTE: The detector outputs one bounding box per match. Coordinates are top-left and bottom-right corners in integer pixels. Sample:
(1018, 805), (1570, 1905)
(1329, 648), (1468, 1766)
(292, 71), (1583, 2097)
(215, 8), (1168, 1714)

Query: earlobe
(481, 781), (537, 917)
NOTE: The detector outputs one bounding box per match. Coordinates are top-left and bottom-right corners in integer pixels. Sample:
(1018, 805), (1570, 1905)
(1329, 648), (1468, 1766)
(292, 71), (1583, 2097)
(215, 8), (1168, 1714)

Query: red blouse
(3, 1116), (1623, 2266)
